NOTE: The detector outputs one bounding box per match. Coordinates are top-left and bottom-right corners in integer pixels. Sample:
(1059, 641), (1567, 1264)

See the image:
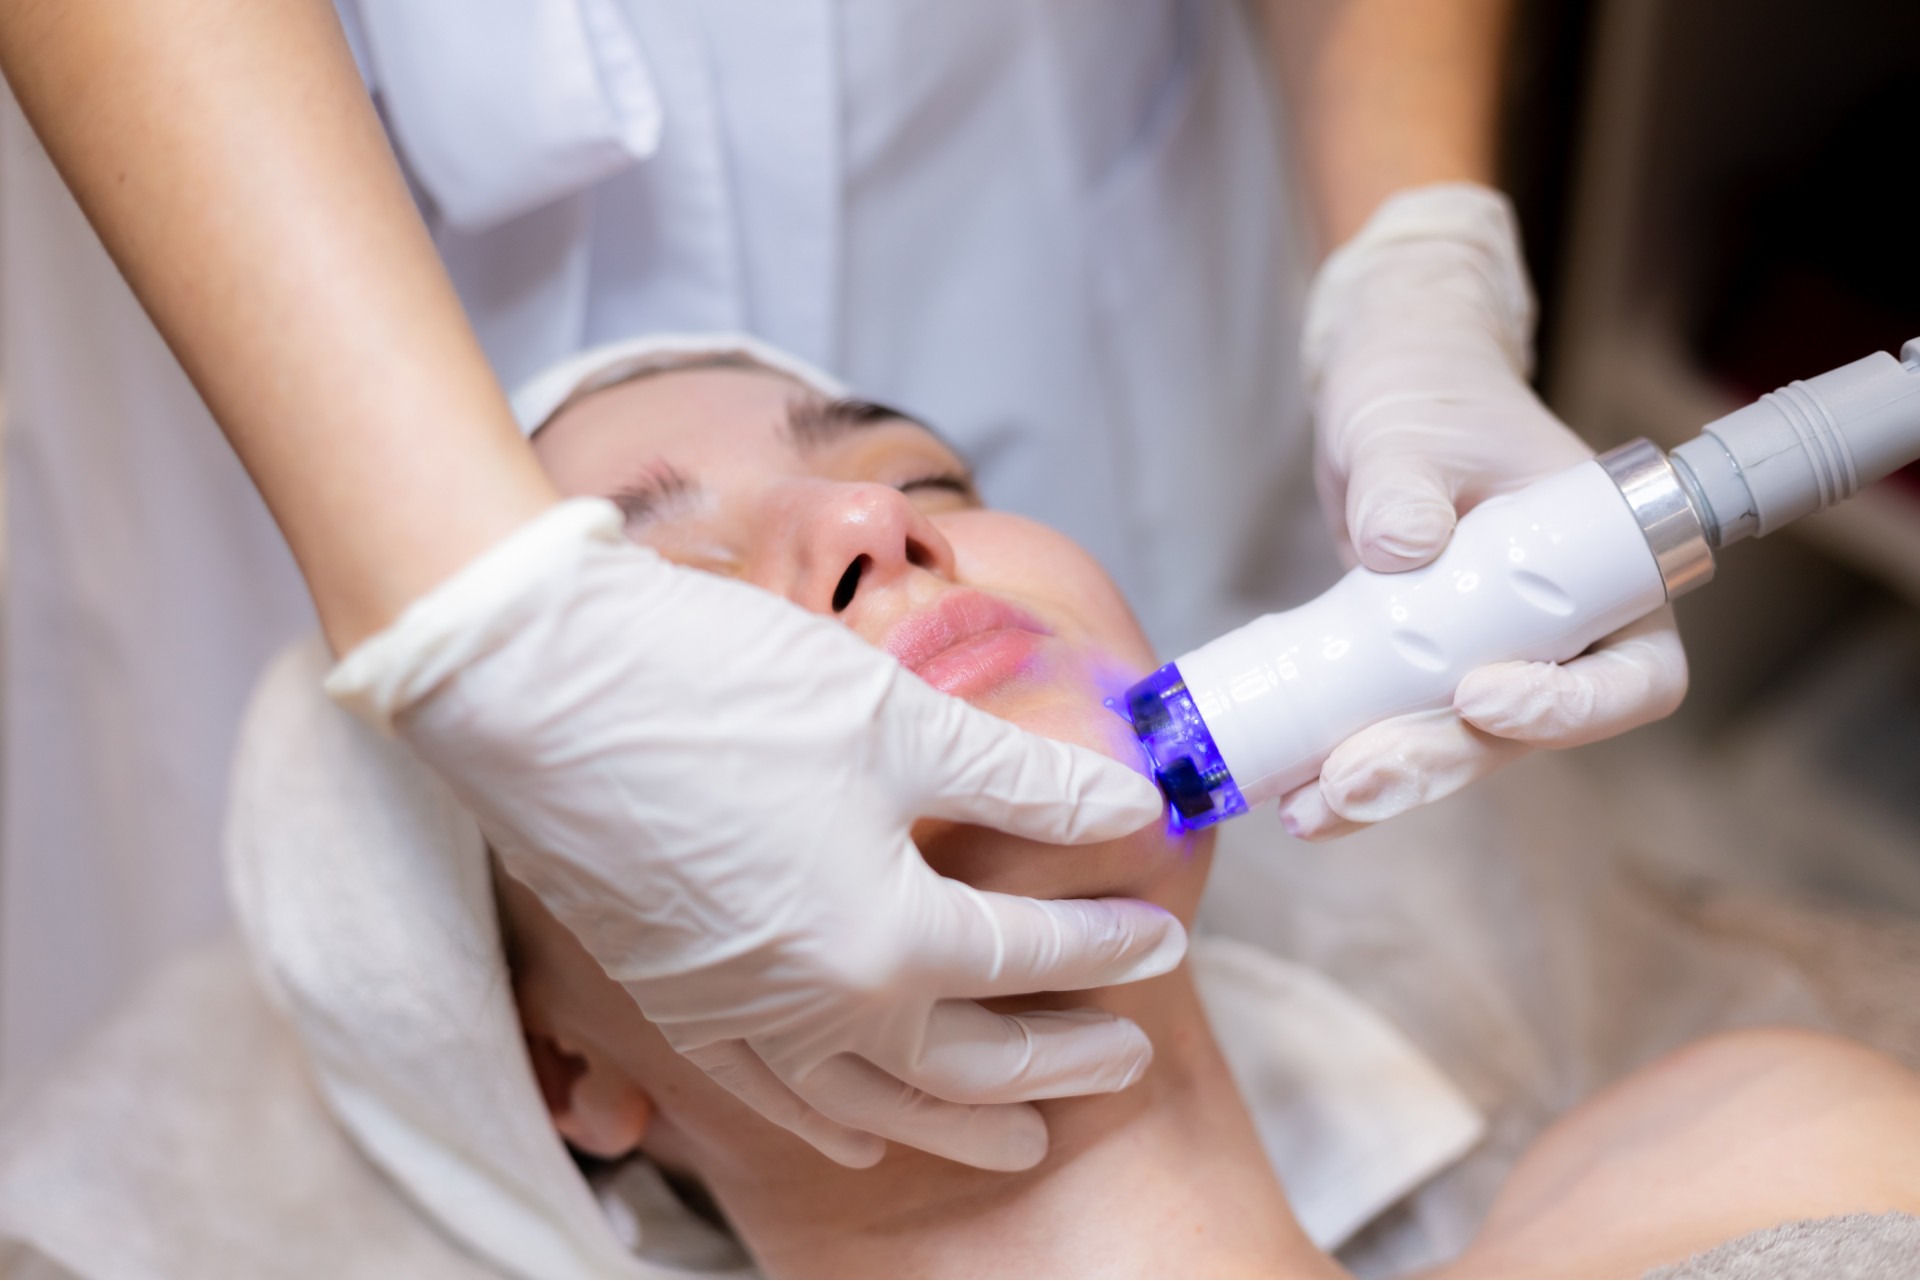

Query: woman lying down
(5, 334), (1920, 1279)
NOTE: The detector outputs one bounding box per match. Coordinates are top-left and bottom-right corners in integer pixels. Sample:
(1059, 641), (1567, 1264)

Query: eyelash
(899, 471), (974, 498)
(615, 464), (969, 529)
(612, 462), (696, 524)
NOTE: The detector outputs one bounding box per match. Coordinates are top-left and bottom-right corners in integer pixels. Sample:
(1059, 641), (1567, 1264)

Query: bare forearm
(1259, 0), (1511, 249)
(0, 0), (557, 649)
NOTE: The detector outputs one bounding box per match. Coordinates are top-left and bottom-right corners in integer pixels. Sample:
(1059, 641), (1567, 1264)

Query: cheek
(938, 512), (1156, 671)
(983, 650), (1147, 767)
(936, 511), (1158, 764)
(904, 516), (1199, 915)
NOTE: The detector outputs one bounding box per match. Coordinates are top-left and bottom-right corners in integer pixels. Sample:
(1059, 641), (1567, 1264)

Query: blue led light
(1108, 663), (1246, 833)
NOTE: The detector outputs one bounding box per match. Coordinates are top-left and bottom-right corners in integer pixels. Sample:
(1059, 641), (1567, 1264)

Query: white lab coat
(0, 0), (1327, 1089)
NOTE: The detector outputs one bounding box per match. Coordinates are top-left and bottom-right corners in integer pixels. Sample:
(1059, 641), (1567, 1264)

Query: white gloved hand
(327, 500), (1181, 1172)
(1283, 183), (1688, 840)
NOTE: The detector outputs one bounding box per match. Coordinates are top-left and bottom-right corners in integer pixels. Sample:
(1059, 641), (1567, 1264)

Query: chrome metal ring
(1598, 438), (1716, 599)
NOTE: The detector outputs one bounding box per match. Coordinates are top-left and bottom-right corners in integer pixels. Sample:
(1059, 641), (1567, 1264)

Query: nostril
(832, 555), (869, 613)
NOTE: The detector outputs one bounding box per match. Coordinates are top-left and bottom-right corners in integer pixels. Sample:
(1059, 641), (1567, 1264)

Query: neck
(697, 963), (1330, 1277)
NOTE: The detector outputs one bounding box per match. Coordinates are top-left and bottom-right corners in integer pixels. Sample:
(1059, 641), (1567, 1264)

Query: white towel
(226, 639), (662, 1277)
(1193, 937), (1485, 1249)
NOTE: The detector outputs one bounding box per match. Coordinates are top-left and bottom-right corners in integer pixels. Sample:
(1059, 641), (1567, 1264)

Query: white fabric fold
(353, 0), (663, 232)
(507, 330), (849, 437)
(229, 640), (649, 1278)
(1193, 937), (1485, 1250)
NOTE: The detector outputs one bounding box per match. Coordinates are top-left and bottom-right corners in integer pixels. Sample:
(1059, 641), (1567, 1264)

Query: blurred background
(0, 0), (1916, 1107)
(1507, 0), (1920, 916)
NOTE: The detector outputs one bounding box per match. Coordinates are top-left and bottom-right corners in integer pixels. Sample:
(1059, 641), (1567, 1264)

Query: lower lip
(913, 629), (1048, 698)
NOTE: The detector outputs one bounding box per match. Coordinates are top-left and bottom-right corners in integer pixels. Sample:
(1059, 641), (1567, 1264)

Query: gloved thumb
(886, 675), (1164, 844)
(1345, 453), (1459, 574)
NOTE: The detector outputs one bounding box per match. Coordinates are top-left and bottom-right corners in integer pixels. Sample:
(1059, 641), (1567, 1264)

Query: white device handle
(1122, 337), (1920, 830)
(1180, 459), (1664, 808)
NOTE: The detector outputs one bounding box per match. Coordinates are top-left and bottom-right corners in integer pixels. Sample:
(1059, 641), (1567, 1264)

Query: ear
(525, 1029), (655, 1160)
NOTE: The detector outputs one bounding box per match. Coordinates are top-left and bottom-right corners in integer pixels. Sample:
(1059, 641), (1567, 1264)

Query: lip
(884, 591), (1053, 697)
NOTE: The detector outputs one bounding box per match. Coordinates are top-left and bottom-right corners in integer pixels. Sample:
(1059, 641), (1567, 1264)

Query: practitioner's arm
(0, 0), (553, 650)
(1258, 0), (1508, 249)
(1255, 1), (1689, 839)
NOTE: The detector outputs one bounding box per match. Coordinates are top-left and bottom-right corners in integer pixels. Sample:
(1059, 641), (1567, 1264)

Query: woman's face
(532, 363), (1175, 897)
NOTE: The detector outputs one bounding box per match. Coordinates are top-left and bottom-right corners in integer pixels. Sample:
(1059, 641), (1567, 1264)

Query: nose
(768, 480), (958, 617)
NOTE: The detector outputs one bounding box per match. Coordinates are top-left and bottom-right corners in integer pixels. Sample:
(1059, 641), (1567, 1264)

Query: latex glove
(327, 500), (1181, 1171)
(1283, 183), (1688, 840)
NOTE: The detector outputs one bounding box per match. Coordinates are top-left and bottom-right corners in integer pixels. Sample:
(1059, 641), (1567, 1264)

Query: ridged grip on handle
(1670, 343), (1920, 547)
(1170, 460), (1666, 807)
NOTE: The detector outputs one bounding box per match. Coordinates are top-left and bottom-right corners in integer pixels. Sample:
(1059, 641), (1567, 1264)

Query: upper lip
(882, 590), (1052, 675)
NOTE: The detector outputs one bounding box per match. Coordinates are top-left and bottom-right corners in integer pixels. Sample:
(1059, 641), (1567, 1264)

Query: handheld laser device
(1120, 339), (1920, 831)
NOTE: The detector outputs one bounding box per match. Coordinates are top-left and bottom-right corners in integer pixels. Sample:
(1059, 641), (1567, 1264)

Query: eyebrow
(611, 395), (960, 530)
(783, 395), (935, 452)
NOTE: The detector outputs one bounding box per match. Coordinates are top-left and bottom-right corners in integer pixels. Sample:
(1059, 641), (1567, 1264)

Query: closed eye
(611, 461), (701, 527)
(900, 472), (976, 501)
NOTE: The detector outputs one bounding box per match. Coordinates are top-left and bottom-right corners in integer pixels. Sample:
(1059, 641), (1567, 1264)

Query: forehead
(536, 366), (800, 470)
(529, 365), (962, 501)
(534, 367), (834, 505)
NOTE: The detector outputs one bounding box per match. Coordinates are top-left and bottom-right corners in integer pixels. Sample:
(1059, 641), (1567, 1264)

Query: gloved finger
(1273, 780), (1365, 842)
(868, 1002), (1153, 1104)
(916, 878), (1187, 998)
(678, 1039), (886, 1168)
(888, 677), (1164, 843)
(1338, 416), (1460, 573)
(1284, 706), (1529, 834)
(1454, 606), (1688, 749)
(789, 1052), (1051, 1171)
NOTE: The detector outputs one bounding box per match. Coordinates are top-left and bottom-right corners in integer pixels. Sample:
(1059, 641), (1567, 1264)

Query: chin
(916, 685), (1198, 904)
(912, 641), (1200, 903)
(963, 644), (1153, 770)
(916, 809), (1200, 911)
(982, 690), (1147, 774)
